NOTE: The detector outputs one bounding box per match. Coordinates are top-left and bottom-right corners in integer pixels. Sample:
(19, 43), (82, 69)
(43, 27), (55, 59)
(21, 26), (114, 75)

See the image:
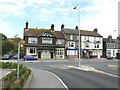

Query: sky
(0, 0), (119, 39)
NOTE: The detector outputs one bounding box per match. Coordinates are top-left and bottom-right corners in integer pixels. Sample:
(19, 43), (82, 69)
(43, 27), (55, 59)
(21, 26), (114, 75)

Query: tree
(2, 34), (22, 55)
(2, 39), (15, 54)
(0, 33), (7, 40)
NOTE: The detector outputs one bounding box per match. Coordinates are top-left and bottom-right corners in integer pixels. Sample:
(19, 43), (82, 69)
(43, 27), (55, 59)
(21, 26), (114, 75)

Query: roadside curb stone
(23, 69), (33, 89)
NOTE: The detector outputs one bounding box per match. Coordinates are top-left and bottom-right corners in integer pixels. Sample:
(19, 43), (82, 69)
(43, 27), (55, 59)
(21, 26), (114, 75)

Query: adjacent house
(62, 26), (103, 60)
(103, 35), (119, 58)
(62, 26), (79, 60)
(23, 22), (65, 59)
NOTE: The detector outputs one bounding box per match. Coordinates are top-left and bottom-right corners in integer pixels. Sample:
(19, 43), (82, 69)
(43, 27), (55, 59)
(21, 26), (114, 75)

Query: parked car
(107, 56), (113, 60)
(13, 54), (18, 59)
(2, 54), (12, 60)
(23, 55), (38, 61)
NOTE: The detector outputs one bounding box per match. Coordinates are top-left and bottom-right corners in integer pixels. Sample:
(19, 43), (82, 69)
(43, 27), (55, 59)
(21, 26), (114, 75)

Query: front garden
(0, 62), (31, 89)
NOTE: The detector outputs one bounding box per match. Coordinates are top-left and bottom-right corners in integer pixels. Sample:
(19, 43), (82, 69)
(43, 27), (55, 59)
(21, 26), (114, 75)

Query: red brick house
(23, 21), (65, 59)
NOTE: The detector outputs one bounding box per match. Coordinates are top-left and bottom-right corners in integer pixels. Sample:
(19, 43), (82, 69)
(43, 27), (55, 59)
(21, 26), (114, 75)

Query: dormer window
(41, 32), (53, 37)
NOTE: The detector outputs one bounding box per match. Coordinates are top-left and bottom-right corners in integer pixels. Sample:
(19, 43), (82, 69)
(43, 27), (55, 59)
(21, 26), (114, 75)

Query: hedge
(1, 62), (31, 90)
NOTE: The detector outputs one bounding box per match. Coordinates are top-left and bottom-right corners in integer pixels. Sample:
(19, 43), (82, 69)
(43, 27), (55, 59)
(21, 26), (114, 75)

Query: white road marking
(48, 71), (69, 90)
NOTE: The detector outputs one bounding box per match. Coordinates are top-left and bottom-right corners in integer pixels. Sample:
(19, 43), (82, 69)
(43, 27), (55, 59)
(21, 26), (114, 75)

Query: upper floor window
(94, 37), (96, 42)
(42, 32), (53, 37)
(68, 41), (75, 48)
(70, 35), (73, 40)
(56, 39), (64, 45)
(107, 43), (110, 48)
(28, 37), (37, 44)
(77, 36), (79, 40)
(97, 44), (99, 48)
(84, 36), (86, 41)
(42, 37), (52, 44)
(86, 36), (89, 40)
(113, 43), (115, 48)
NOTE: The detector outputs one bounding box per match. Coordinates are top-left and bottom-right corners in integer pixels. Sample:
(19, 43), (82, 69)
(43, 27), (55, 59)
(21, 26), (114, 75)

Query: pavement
(28, 68), (68, 89)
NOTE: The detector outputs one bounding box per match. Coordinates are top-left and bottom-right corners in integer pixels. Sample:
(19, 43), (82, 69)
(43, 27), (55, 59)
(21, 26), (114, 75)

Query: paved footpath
(29, 68), (67, 88)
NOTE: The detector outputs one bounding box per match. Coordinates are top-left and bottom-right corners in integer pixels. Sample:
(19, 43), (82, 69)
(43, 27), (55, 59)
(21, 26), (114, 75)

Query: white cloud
(0, 0), (119, 39)
(80, 0), (118, 38)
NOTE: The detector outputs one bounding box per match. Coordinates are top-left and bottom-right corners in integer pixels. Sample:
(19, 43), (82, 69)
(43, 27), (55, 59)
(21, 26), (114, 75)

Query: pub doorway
(51, 52), (53, 59)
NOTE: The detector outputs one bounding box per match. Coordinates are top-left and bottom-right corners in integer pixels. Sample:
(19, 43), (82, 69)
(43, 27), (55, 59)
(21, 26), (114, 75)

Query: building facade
(103, 36), (119, 58)
(24, 22), (65, 59)
(62, 27), (103, 60)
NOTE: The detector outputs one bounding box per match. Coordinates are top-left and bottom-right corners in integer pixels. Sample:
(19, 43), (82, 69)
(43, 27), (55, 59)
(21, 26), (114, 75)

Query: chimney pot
(61, 24), (64, 30)
(94, 28), (98, 32)
(25, 21), (28, 29)
(51, 24), (54, 31)
(75, 26), (78, 29)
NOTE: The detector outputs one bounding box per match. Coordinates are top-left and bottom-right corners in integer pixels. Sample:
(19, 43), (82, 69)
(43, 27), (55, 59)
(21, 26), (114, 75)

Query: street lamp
(17, 43), (20, 80)
(74, 4), (81, 67)
(109, 30), (117, 43)
(17, 41), (24, 80)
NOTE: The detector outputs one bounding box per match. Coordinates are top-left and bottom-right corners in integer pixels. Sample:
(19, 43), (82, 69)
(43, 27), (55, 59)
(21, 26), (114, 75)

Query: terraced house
(103, 35), (119, 58)
(23, 22), (65, 59)
(62, 27), (103, 60)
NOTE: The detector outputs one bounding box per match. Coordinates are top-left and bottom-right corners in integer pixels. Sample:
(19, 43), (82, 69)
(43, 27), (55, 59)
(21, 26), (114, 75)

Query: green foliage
(0, 33), (7, 41)
(2, 39), (15, 55)
(2, 34), (22, 55)
(2, 62), (31, 89)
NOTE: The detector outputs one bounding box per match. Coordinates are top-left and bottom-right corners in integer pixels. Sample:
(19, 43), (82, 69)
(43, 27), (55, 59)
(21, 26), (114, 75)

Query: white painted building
(80, 29), (103, 58)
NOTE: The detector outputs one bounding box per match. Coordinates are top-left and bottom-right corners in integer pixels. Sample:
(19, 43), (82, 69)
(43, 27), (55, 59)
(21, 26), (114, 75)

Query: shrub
(2, 62), (31, 89)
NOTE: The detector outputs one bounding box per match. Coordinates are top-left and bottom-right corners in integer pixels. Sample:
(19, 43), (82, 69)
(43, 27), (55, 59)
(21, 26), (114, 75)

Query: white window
(113, 50), (115, 56)
(85, 42), (89, 48)
(56, 39), (64, 45)
(42, 37), (52, 44)
(27, 47), (37, 55)
(77, 36), (79, 40)
(70, 35), (73, 40)
(84, 36), (86, 40)
(68, 41), (75, 48)
(94, 37), (96, 42)
(113, 43), (115, 48)
(28, 37), (37, 44)
(107, 43), (110, 48)
(56, 50), (64, 55)
(86, 36), (89, 41)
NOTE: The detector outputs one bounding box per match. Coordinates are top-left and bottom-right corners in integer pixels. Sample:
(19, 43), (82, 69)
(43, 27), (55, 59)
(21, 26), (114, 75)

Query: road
(18, 59), (119, 89)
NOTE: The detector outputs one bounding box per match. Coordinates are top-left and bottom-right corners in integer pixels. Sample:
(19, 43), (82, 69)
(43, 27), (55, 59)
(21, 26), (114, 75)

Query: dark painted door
(51, 52), (53, 58)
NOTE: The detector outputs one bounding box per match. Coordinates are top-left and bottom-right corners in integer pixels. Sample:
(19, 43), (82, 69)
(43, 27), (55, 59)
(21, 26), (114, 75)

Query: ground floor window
(26, 47), (37, 55)
(67, 50), (77, 55)
(56, 50), (64, 55)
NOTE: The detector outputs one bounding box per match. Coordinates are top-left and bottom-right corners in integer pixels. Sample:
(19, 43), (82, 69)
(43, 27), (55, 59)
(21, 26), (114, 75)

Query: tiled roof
(24, 28), (65, 39)
(63, 28), (102, 37)
(103, 38), (117, 43)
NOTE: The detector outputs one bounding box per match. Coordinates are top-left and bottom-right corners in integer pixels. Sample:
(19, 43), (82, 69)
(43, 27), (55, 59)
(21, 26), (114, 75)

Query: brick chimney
(75, 26), (78, 29)
(108, 35), (112, 43)
(25, 21), (28, 29)
(61, 24), (64, 30)
(93, 28), (98, 32)
(51, 24), (54, 31)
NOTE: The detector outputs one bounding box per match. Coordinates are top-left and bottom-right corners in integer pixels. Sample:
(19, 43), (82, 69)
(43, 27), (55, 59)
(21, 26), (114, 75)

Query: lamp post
(17, 43), (20, 80)
(17, 40), (24, 80)
(109, 30), (117, 43)
(74, 4), (81, 67)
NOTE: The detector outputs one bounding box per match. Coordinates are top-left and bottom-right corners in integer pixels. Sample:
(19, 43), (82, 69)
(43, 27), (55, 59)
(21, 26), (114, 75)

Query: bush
(2, 62), (31, 89)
